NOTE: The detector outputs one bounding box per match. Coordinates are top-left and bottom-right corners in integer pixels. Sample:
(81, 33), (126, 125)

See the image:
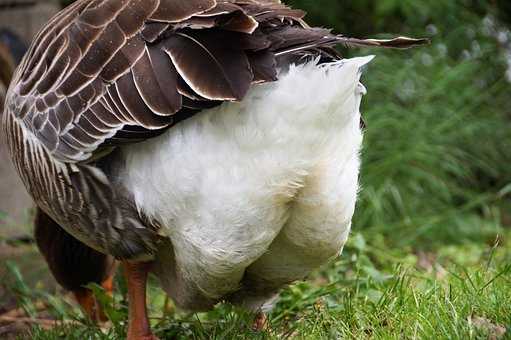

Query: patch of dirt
(415, 251), (447, 280)
(469, 315), (507, 340)
(0, 244), (56, 312)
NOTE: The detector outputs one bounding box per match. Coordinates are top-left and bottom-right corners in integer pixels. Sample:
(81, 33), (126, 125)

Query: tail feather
(274, 32), (430, 56)
(337, 36), (431, 49)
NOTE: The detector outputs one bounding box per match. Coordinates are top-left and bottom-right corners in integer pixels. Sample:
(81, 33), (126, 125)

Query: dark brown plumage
(34, 208), (115, 294)
(34, 208), (116, 321)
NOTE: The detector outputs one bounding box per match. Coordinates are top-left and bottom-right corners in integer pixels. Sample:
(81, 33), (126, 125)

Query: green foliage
(288, 0), (511, 248)
(355, 45), (510, 246)
(288, 0), (497, 37)
(17, 231), (511, 339)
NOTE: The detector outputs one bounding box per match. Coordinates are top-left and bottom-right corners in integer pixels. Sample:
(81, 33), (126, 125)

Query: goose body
(122, 58), (370, 308)
(1, 0), (426, 336)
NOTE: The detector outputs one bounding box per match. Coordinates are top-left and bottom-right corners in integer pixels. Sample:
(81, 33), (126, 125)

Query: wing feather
(89, 101), (124, 127)
(132, 49), (181, 116)
(140, 23), (170, 42)
(147, 46), (182, 111)
(99, 35), (146, 82)
(162, 32), (252, 100)
(9, 0), (428, 164)
(78, 21), (127, 77)
(150, 0), (216, 22)
(79, 0), (128, 28)
(114, 74), (170, 128)
(248, 50), (277, 82)
(115, 0), (159, 37)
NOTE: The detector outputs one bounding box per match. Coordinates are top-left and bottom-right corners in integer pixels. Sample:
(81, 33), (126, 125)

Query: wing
(7, 0), (303, 162)
(8, 0), (427, 163)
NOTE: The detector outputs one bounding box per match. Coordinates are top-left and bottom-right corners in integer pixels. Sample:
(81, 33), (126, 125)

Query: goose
(2, 0), (427, 338)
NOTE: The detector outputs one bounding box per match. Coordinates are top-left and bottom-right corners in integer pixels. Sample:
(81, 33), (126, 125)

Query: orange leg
(74, 289), (100, 322)
(123, 261), (159, 340)
(73, 269), (116, 323)
(252, 311), (269, 331)
(101, 260), (117, 299)
(101, 273), (115, 297)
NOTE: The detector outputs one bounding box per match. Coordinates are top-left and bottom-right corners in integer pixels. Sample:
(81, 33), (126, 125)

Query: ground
(0, 225), (509, 339)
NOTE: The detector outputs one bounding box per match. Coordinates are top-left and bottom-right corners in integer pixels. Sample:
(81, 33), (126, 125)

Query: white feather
(120, 56), (373, 307)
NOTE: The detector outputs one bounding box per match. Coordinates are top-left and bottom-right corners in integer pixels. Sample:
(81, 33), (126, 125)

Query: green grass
(9, 230), (509, 339)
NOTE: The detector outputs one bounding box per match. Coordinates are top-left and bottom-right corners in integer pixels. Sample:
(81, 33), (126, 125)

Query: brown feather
(100, 35), (146, 82)
(147, 46), (183, 113)
(79, 0), (128, 28)
(54, 99), (75, 131)
(141, 22), (170, 42)
(248, 50), (277, 82)
(35, 35), (70, 94)
(89, 101), (124, 128)
(338, 36), (430, 49)
(77, 115), (110, 138)
(218, 10), (259, 34)
(197, 3), (242, 17)
(115, 0), (159, 37)
(78, 21), (127, 77)
(132, 50), (181, 116)
(162, 32), (252, 100)
(150, 0), (216, 22)
(114, 73), (170, 128)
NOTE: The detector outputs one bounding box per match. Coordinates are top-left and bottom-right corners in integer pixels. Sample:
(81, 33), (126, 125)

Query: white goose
(2, 0), (427, 338)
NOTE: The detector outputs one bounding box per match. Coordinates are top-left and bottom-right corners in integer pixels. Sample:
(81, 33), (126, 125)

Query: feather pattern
(2, 0), (428, 259)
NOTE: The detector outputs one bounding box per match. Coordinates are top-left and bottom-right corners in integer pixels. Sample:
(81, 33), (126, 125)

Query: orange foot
(131, 335), (160, 340)
(73, 274), (115, 323)
(74, 288), (107, 323)
(252, 312), (269, 331)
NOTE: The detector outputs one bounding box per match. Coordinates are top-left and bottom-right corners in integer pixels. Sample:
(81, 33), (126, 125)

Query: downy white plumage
(120, 56), (374, 310)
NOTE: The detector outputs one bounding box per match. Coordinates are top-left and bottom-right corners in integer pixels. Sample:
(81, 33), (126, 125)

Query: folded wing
(8, 0), (427, 163)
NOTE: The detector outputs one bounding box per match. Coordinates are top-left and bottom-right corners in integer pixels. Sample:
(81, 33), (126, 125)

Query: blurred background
(287, 0), (511, 250)
(0, 0), (510, 338)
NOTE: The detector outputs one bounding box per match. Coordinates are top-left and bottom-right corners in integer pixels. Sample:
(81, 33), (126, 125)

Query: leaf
(86, 283), (126, 323)
(498, 183), (511, 198)
(350, 233), (367, 252)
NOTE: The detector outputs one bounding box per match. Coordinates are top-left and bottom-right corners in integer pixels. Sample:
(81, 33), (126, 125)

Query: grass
(355, 43), (511, 246)
(5, 229), (509, 339)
